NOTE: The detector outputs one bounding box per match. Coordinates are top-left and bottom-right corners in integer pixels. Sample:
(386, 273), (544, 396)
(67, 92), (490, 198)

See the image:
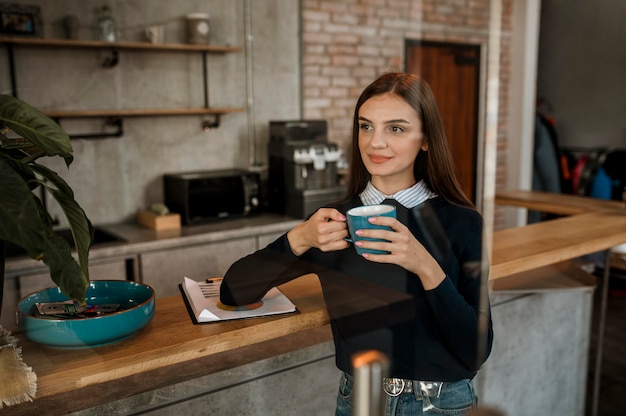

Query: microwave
(164, 169), (263, 225)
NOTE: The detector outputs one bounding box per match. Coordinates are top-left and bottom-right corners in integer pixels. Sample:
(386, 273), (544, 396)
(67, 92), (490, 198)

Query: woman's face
(358, 93), (427, 194)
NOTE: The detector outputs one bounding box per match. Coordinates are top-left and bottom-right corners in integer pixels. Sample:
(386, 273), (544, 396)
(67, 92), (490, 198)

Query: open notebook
(179, 276), (296, 324)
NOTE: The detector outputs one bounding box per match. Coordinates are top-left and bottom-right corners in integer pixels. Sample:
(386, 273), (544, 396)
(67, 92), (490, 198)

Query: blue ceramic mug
(346, 204), (396, 255)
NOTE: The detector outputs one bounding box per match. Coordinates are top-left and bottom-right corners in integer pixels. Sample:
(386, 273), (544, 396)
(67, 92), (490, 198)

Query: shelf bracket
(102, 49), (119, 68)
(6, 44), (18, 97)
(202, 115), (221, 131)
(55, 117), (124, 139)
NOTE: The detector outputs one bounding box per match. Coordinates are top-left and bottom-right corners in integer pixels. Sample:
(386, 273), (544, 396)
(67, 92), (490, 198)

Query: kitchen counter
(4, 214), (301, 274)
(1, 213), (302, 335)
(3, 192), (626, 414)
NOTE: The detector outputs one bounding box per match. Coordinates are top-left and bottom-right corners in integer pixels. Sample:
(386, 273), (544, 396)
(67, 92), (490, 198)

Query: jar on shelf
(95, 5), (117, 42)
(186, 13), (210, 44)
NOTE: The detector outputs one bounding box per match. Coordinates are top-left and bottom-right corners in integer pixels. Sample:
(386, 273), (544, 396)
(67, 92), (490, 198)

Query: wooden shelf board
(44, 108), (245, 118)
(0, 36), (241, 53)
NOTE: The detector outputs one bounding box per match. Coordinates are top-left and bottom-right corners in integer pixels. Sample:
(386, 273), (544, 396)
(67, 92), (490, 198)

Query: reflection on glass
(221, 71), (497, 415)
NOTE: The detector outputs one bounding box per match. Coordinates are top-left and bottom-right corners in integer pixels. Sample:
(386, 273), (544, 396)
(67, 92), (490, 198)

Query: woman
(221, 72), (493, 415)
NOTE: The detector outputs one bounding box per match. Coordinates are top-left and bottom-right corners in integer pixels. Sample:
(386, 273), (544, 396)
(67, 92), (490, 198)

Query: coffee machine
(268, 120), (345, 218)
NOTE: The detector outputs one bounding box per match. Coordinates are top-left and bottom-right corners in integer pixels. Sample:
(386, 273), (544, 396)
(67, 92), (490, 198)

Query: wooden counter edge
(490, 211), (626, 280)
(495, 190), (624, 215)
(2, 325), (334, 416)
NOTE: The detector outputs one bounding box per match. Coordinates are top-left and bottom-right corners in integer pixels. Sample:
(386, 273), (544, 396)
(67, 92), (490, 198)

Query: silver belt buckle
(420, 381), (444, 398)
(383, 378), (405, 397)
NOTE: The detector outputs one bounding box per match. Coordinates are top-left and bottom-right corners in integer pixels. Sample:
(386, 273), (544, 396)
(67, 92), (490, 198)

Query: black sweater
(220, 196), (493, 381)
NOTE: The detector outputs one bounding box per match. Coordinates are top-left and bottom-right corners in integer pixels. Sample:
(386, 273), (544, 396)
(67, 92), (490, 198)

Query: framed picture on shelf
(0, 3), (43, 37)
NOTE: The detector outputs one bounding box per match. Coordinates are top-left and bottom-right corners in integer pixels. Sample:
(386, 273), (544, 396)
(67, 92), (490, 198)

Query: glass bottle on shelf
(95, 5), (117, 42)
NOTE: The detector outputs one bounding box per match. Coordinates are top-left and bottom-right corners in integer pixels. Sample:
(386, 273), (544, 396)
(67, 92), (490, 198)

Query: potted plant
(0, 94), (92, 317)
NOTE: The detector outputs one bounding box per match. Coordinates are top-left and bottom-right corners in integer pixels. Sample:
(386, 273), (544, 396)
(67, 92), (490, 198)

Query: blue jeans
(335, 372), (477, 415)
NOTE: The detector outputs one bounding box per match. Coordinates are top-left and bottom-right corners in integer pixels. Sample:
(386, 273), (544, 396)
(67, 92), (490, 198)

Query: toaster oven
(164, 169), (262, 225)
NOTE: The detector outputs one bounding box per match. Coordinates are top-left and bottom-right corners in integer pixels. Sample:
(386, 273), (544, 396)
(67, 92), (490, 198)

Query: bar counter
(494, 189), (625, 215)
(3, 191), (626, 415)
(492, 191), (626, 279)
(491, 210), (626, 279)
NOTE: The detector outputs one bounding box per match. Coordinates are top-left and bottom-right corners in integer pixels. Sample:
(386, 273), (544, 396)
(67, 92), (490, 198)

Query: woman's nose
(371, 131), (387, 148)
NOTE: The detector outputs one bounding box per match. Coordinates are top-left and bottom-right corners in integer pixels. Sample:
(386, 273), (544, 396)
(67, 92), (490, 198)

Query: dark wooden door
(405, 40), (480, 203)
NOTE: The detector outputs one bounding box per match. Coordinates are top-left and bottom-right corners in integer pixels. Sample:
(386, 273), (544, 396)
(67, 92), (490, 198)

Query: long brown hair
(345, 72), (473, 208)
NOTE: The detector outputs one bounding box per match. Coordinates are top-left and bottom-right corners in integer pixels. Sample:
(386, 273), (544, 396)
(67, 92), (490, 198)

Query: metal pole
(243, 0), (257, 168)
(591, 249), (611, 416)
(7, 44), (17, 97)
(352, 351), (389, 416)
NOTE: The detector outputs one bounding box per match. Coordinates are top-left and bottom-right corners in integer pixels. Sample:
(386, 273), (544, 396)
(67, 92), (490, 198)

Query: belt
(382, 378), (444, 397)
(383, 378), (415, 396)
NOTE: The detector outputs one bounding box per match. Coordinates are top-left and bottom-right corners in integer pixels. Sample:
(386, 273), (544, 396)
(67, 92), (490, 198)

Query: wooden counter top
(491, 191), (626, 279)
(5, 275), (330, 415)
(490, 211), (626, 280)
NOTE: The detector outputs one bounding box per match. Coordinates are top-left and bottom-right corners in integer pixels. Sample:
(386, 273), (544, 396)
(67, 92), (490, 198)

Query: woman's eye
(390, 126), (404, 133)
(359, 123), (372, 131)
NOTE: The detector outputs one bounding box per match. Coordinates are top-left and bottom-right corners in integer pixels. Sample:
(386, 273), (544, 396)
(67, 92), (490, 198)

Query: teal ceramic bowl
(17, 280), (155, 349)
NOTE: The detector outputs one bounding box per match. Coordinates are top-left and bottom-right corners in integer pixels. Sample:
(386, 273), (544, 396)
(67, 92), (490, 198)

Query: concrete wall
(475, 286), (595, 415)
(0, 0), (301, 226)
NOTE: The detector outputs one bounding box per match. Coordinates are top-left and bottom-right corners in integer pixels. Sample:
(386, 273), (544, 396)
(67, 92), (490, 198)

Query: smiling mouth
(369, 154), (391, 164)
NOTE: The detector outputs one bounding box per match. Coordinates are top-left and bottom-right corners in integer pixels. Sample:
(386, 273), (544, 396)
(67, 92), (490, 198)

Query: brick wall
(301, 0), (512, 229)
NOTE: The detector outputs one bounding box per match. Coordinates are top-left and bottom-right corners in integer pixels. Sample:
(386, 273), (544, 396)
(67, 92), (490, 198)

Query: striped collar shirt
(359, 180), (437, 209)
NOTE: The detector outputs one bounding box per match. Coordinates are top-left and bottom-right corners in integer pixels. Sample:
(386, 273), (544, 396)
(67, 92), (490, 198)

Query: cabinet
(139, 237), (257, 298)
(256, 230), (286, 248)
(0, 37), (244, 136)
(139, 229), (293, 298)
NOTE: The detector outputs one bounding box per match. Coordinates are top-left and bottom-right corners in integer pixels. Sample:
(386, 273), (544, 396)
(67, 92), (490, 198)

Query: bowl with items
(17, 280), (155, 348)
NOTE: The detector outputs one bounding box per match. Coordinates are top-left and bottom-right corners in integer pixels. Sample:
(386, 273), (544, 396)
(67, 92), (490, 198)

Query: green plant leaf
(40, 233), (89, 304)
(0, 156), (89, 303)
(0, 155), (46, 259)
(0, 149), (38, 189)
(30, 163), (93, 284)
(0, 95), (73, 166)
(1, 95), (91, 304)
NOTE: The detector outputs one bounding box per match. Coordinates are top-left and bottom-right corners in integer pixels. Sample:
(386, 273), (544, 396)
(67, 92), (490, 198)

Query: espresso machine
(268, 120), (345, 217)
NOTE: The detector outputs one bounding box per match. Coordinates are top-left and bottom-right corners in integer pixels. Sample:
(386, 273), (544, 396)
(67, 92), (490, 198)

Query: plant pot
(17, 280), (155, 348)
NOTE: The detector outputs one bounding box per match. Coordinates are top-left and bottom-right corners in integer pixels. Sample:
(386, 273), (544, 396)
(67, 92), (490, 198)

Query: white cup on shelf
(145, 25), (165, 44)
